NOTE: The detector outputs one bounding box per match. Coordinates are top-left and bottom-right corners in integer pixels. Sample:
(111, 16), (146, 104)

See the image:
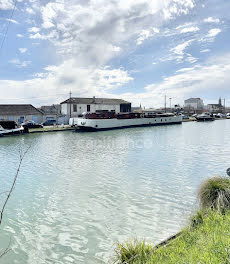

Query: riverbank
(114, 210), (230, 264)
(28, 125), (75, 133)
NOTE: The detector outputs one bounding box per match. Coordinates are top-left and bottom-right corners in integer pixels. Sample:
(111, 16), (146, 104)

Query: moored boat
(73, 112), (182, 131)
(196, 113), (215, 122)
(0, 121), (24, 136)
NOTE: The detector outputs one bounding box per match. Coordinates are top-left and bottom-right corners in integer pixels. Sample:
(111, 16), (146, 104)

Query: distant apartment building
(0, 104), (43, 124)
(60, 97), (131, 118)
(184, 98), (204, 110)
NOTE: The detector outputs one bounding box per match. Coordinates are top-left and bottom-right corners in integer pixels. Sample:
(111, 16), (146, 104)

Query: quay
(28, 125), (75, 134)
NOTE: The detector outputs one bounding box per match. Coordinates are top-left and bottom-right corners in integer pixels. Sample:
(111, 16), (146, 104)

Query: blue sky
(0, 0), (230, 108)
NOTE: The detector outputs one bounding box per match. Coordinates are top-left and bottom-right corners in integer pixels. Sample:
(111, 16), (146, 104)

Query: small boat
(196, 113), (215, 122)
(0, 121), (24, 136)
(73, 111), (182, 131)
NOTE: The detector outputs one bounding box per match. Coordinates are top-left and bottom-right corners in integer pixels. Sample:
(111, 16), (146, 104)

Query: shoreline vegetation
(114, 176), (230, 264)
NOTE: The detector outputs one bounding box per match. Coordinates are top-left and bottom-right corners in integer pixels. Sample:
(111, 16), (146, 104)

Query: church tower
(218, 97), (222, 106)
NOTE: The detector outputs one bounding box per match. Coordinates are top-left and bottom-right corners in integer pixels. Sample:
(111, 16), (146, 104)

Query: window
(73, 104), (77, 112)
(87, 105), (91, 112)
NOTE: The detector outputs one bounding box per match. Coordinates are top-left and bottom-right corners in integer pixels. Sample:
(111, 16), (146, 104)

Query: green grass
(114, 177), (230, 264)
(114, 210), (230, 264)
(29, 126), (74, 133)
(198, 177), (230, 211)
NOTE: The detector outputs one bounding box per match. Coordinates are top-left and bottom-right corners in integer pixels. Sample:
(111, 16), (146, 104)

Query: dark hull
(196, 117), (215, 122)
(0, 131), (24, 136)
(76, 121), (182, 132)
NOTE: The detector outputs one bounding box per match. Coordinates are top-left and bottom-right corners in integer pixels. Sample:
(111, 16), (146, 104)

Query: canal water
(0, 120), (229, 263)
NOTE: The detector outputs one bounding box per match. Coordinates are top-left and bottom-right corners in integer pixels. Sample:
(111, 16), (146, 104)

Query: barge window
(87, 105), (91, 112)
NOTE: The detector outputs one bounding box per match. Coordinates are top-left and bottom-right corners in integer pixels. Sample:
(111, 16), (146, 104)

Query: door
(32, 116), (38, 123)
(19, 116), (24, 123)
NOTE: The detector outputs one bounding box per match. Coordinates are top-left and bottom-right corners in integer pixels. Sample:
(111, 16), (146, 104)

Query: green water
(0, 120), (229, 263)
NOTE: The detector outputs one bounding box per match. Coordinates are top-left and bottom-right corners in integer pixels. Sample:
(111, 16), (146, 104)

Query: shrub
(198, 177), (230, 211)
(113, 239), (152, 264)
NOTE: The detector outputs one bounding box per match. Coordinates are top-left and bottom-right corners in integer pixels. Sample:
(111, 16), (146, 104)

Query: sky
(0, 0), (230, 108)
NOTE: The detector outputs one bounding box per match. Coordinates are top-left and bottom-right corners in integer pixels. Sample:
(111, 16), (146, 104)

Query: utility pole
(224, 98), (226, 114)
(164, 95), (167, 113)
(69, 91), (72, 118)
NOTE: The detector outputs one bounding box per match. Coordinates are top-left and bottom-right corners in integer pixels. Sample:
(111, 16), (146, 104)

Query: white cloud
(180, 26), (199, 33)
(207, 28), (221, 38)
(185, 54), (197, 63)
(204, 17), (220, 23)
(28, 27), (40, 33)
(1, 59), (133, 105)
(19, 48), (27, 54)
(26, 7), (35, 14)
(120, 53), (230, 107)
(35, 0), (195, 64)
(136, 27), (160, 45)
(1, 0), (199, 106)
(29, 33), (47, 40)
(9, 59), (31, 68)
(16, 34), (23, 38)
(200, 28), (222, 43)
(0, 0), (14, 10)
(200, 49), (210, 53)
(6, 18), (19, 24)
(171, 39), (194, 55)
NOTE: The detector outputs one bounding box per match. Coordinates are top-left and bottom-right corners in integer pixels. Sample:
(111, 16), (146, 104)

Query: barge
(71, 112), (182, 131)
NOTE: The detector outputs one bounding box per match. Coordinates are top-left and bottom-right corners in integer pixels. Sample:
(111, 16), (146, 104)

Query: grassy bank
(114, 176), (230, 264)
(115, 210), (230, 264)
(29, 126), (74, 133)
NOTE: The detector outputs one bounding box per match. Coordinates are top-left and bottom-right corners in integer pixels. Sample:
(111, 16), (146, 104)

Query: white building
(184, 98), (204, 110)
(60, 97), (131, 118)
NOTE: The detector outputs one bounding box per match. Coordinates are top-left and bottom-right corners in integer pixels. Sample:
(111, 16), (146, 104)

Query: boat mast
(164, 95), (166, 113)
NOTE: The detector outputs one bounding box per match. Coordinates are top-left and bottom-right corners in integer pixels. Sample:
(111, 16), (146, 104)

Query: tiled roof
(39, 105), (60, 114)
(0, 104), (43, 115)
(60, 97), (131, 105)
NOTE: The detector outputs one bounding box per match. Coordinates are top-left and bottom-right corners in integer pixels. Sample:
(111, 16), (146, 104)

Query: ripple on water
(0, 120), (230, 263)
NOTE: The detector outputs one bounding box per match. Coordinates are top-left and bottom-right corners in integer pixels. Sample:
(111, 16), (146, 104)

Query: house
(60, 97), (132, 118)
(207, 98), (224, 113)
(0, 104), (43, 124)
(39, 104), (61, 121)
(39, 104), (69, 124)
